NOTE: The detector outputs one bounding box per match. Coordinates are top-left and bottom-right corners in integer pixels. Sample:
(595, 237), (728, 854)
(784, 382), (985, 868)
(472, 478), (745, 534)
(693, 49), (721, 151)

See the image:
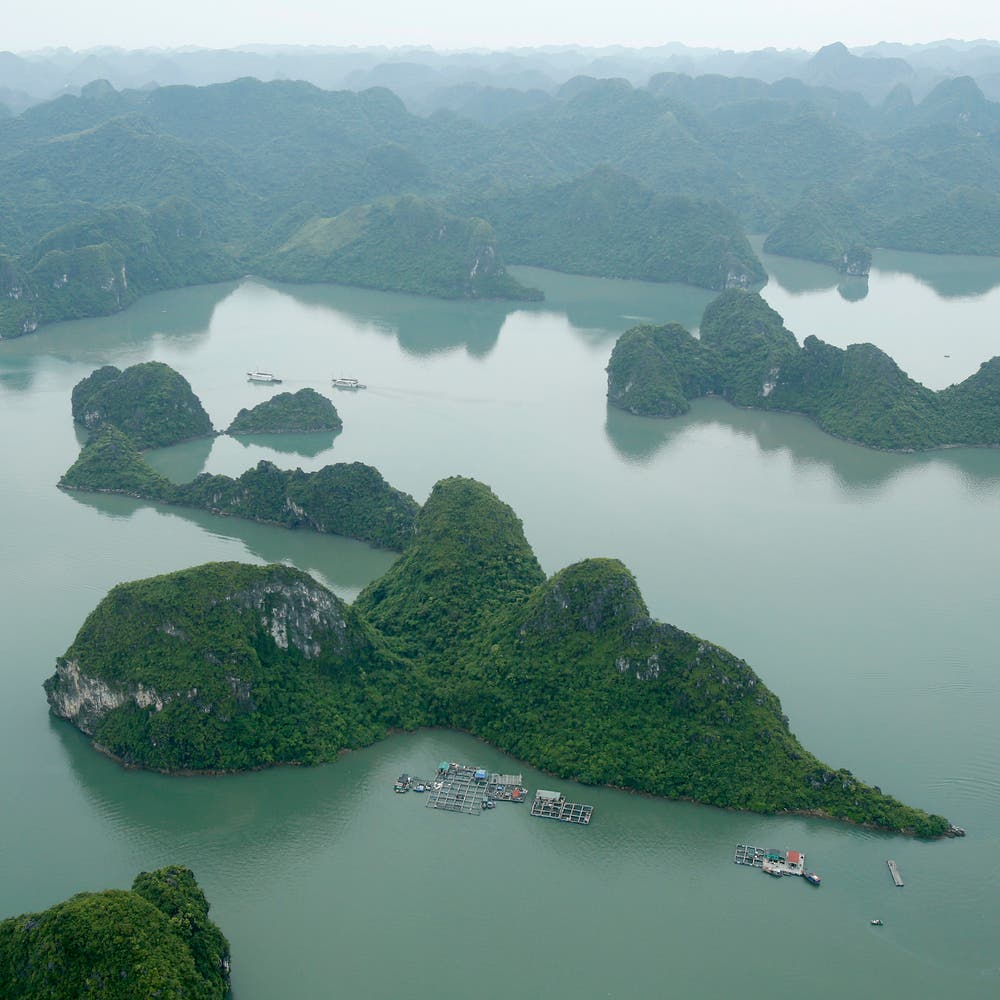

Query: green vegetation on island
(60, 425), (176, 496)
(476, 167), (766, 290)
(226, 387), (343, 435)
(48, 476), (951, 836)
(5, 72), (1000, 336)
(59, 426), (419, 550)
(0, 198), (240, 338)
(0, 866), (230, 1000)
(71, 362), (214, 449)
(46, 562), (416, 770)
(763, 186), (875, 271)
(258, 195), (542, 301)
(607, 290), (1000, 450)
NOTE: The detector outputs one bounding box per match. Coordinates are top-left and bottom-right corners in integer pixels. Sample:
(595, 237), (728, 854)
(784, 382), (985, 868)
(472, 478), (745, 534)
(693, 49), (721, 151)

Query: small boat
(804, 871), (822, 886)
(761, 862), (784, 878)
(413, 784), (426, 793)
(481, 799), (496, 809)
(332, 377), (366, 390)
(870, 918), (884, 926)
(247, 370), (281, 383)
(393, 782), (407, 793)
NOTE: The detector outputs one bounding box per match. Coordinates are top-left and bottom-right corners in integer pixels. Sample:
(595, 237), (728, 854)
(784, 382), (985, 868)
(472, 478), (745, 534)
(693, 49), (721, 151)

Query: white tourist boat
(247, 370), (282, 383)
(332, 377), (366, 389)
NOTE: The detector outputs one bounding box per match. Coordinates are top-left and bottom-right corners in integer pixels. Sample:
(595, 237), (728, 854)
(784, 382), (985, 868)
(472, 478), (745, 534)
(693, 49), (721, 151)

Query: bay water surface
(1, 252), (998, 998)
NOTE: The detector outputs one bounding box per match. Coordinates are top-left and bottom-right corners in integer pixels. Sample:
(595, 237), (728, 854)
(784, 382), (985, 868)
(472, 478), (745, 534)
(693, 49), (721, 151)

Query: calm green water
(1, 257), (999, 999)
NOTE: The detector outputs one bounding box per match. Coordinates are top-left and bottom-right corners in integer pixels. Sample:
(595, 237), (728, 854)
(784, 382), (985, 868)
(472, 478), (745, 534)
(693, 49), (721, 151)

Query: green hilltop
(259, 195), (542, 301)
(60, 426), (419, 551)
(226, 387), (343, 435)
(0, 866), (229, 1000)
(607, 290), (1000, 450)
(48, 476), (951, 836)
(474, 167), (766, 290)
(71, 362), (214, 449)
(6, 72), (1000, 335)
(46, 562), (416, 770)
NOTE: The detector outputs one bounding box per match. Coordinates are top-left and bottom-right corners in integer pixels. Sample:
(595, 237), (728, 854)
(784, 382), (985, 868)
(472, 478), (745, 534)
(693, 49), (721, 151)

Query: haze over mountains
(3, 39), (1000, 116)
(3, 36), (1000, 338)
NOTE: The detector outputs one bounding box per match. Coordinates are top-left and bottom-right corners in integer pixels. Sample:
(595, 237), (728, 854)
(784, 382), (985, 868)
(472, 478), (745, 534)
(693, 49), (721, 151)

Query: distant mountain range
(3, 39), (1000, 116)
(3, 42), (1000, 337)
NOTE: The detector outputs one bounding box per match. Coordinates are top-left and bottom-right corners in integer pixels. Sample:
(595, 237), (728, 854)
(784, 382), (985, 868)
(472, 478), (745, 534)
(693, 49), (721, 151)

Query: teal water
(1, 257), (999, 998)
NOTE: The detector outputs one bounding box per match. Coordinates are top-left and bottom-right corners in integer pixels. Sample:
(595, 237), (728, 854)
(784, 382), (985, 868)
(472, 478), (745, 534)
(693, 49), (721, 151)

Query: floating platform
(485, 773), (528, 802)
(887, 859), (904, 886)
(734, 844), (814, 881)
(425, 763), (489, 815)
(529, 790), (593, 825)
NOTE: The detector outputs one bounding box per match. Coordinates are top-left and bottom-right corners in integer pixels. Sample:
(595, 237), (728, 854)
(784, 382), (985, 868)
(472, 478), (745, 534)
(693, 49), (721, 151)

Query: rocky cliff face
(45, 562), (398, 771)
(45, 658), (173, 736)
(0, 254), (40, 337)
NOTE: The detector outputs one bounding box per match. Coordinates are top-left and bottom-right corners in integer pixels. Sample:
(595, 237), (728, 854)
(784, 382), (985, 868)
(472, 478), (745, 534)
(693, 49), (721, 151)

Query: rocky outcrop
(225, 387), (343, 435)
(45, 562), (403, 772)
(46, 479), (953, 835)
(44, 658), (172, 735)
(71, 361), (214, 449)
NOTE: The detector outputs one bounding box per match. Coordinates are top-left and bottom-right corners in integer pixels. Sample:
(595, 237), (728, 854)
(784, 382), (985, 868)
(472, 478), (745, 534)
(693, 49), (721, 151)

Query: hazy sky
(8, 0), (998, 53)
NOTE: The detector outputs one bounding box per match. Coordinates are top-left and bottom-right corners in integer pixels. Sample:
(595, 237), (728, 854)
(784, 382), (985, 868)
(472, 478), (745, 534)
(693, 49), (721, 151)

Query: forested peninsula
(47, 476), (951, 837)
(60, 426), (419, 551)
(607, 290), (1000, 451)
(0, 866), (230, 1000)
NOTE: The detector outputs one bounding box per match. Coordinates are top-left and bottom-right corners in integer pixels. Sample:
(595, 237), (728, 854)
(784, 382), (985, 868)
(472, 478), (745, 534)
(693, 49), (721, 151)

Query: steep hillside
(479, 167), (765, 290)
(0, 866), (229, 999)
(71, 362), (214, 448)
(48, 477), (952, 834)
(608, 290), (1000, 450)
(260, 195), (542, 300)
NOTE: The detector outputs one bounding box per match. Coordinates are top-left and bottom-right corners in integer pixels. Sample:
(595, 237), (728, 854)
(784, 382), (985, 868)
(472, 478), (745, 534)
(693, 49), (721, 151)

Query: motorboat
(332, 377), (366, 389)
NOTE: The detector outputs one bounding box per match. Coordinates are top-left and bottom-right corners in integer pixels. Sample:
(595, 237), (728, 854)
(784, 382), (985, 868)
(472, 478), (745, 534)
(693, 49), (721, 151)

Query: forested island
(226, 387), (343, 435)
(60, 426), (419, 550)
(72, 361), (214, 449)
(47, 476), (951, 837)
(607, 290), (1000, 450)
(0, 866), (230, 999)
(6, 53), (1000, 337)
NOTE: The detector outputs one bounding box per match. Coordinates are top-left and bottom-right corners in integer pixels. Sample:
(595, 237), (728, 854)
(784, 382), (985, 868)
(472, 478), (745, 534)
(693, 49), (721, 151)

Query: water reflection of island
(226, 429), (340, 459)
(757, 238), (1000, 302)
(258, 279), (516, 358)
(261, 269), (718, 358)
(604, 398), (1000, 494)
(51, 716), (365, 871)
(874, 250), (1000, 299)
(0, 281), (237, 376)
(61, 488), (397, 601)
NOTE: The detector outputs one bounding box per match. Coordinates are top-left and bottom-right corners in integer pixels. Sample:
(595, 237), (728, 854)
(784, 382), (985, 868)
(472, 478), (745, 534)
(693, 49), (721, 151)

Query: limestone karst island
(3, 28), (996, 1000)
